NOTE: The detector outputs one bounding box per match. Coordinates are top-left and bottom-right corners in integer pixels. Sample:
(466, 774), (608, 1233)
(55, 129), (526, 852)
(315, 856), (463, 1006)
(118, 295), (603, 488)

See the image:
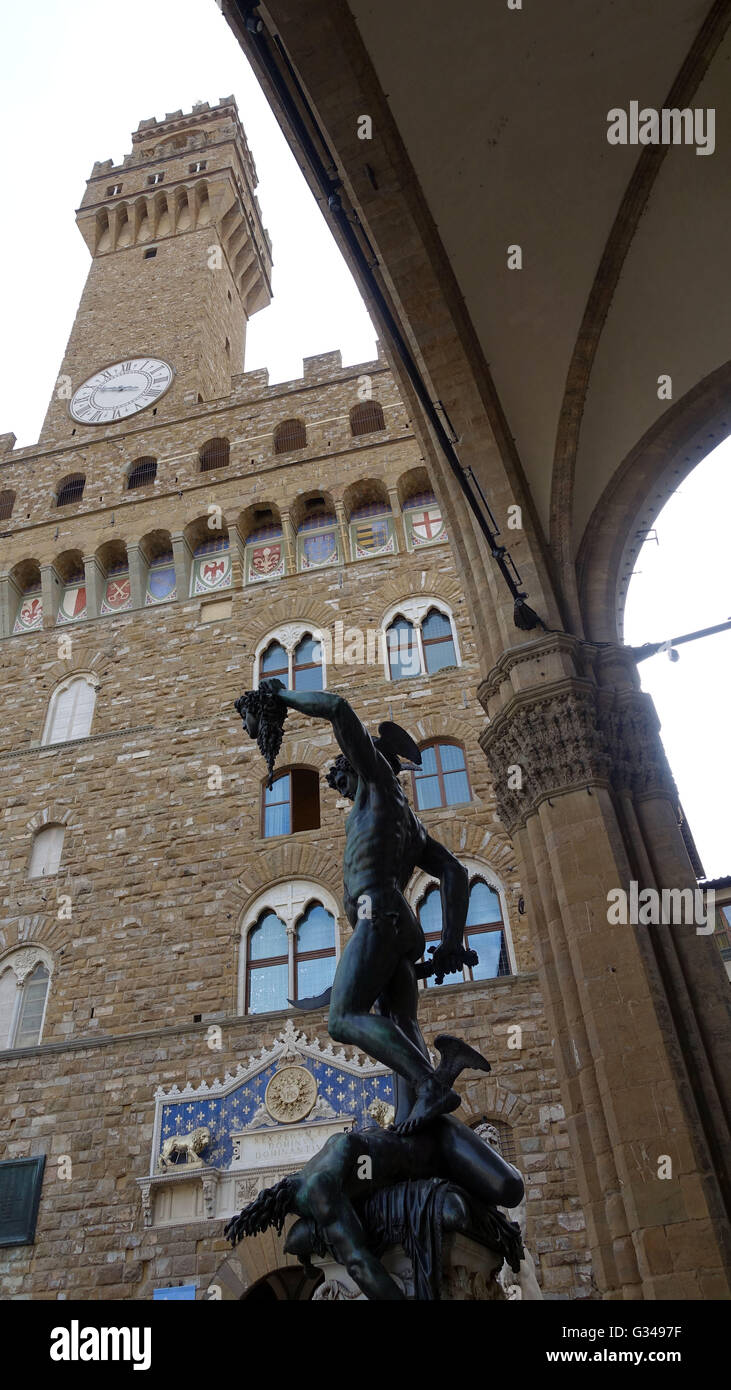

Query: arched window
(127, 457), (158, 489)
(293, 634), (323, 690)
(42, 676), (96, 745)
(260, 641), (288, 682)
(0, 954), (51, 1050)
(294, 903), (336, 999)
(274, 419), (307, 454)
(465, 879), (510, 979)
(28, 825), (65, 880)
(383, 600), (460, 681)
(0, 489), (15, 521)
(417, 877), (511, 987)
(199, 438), (230, 472)
(387, 617), (420, 680)
(262, 769), (320, 837)
(350, 400), (385, 436)
(246, 911), (289, 1014)
(56, 475), (86, 508)
(412, 742), (471, 810)
(239, 881), (340, 1016)
(421, 607), (457, 672)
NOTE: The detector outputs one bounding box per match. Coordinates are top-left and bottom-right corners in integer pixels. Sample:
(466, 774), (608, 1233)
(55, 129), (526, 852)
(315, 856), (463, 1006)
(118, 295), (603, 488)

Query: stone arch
(376, 570), (464, 615)
(26, 806), (77, 835)
(290, 488), (337, 535)
(273, 734), (334, 774)
(455, 1077), (531, 1130)
(244, 597), (334, 650)
(32, 645), (117, 695)
(0, 914), (69, 959)
(342, 477), (390, 521)
(396, 464), (434, 509)
(407, 709), (477, 750)
(206, 1229), (303, 1300)
(577, 361), (731, 643)
(234, 842), (341, 908)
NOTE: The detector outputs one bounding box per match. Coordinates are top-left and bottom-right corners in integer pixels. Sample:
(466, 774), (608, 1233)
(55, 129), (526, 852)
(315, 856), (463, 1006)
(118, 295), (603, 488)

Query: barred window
(274, 419), (307, 454)
(127, 457), (158, 490)
(56, 475), (85, 508)
(199, 438), (230, 472)
(0, 489), (15, 521)
(350, 401), (385, 436)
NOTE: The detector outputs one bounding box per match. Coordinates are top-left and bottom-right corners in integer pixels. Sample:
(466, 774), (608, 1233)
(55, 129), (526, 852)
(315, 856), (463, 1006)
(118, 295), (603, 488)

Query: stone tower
(40, 98), (272, 445)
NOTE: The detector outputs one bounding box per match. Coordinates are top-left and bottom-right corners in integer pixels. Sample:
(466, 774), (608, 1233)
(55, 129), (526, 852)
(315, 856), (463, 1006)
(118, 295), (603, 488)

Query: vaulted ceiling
(227, 0), (730, 633)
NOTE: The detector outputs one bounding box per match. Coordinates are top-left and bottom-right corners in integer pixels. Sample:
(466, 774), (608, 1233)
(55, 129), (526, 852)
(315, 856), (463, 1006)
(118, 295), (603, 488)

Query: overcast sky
(0, 0), (728, 877)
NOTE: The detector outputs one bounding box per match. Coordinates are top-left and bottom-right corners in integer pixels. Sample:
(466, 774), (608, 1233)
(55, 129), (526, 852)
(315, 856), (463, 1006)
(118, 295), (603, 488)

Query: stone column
(334, 500), (349, 563)
(479, 631), (730, 1300)
(0, 574), (16, 638)
(83, 555), (105, 620)
(171, 532), (192, 602)
(226, 522), (244, 589)
(126, 543), (146, 611)
(387, 486), (406, 552)
(40, 564), (60, 629)
(279, 510), (296, 576)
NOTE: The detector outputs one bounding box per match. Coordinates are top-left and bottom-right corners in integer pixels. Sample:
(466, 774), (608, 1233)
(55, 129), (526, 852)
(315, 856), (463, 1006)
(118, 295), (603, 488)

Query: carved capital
(597, 688), (677, 802)
(481, 682), (609, 832)
(481, 679), (676, 832)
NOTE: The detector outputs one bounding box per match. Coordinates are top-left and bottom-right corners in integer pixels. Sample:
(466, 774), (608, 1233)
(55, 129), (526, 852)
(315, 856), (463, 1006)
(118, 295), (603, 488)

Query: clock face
(70, 358), (174, 424)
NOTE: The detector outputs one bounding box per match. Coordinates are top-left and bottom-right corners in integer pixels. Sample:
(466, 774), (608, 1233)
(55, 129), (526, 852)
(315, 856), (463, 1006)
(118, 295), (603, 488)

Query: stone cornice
(0, 973), (539, 1064)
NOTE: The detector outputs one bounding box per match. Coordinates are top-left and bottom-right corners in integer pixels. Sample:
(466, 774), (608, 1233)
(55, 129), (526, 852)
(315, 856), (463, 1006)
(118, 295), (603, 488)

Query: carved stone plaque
(265, 1066), (318, 1124)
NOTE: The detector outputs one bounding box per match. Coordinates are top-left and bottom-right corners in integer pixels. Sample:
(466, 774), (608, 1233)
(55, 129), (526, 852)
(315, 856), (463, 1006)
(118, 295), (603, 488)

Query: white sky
(0, 0), (728, 876)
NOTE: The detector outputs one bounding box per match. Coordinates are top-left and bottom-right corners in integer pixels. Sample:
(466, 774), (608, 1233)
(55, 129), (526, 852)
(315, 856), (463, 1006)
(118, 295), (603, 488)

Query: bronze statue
(225, 1115), (524, 1301)
(230, 679), (525, 1298)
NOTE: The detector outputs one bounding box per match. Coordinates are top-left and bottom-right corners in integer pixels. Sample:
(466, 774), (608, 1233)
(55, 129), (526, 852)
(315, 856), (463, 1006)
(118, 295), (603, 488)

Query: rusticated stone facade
(0, 100), (591, 1302)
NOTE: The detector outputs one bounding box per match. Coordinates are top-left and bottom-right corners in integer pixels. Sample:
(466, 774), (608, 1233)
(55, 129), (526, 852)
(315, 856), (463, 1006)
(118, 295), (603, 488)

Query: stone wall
(1, 356), (590, 1301)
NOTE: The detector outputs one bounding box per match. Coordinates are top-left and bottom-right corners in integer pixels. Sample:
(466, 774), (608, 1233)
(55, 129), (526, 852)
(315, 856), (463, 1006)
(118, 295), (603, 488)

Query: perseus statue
(237, 679), (489, 1134)
(231, 678), (527, 1299)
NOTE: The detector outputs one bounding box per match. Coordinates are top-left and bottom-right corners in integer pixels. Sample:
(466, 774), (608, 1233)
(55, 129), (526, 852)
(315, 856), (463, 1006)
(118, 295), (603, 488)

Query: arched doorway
(241, 1267), (322, 1301)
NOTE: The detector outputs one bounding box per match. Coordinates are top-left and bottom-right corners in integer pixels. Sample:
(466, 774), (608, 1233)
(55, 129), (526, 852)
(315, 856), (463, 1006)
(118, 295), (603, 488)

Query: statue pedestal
(311, 1233), (507, 1300)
